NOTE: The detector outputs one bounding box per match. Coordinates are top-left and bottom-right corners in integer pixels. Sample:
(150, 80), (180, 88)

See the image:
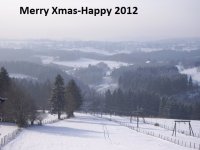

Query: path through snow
(3, 113), (191, 150)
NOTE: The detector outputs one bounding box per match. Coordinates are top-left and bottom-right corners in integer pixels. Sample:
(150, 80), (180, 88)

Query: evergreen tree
(105, 89), (112, 113)
(0, 67), (10, 96)
(49, 74), (65, 119)
(192, 103), (200, 120)
(188, 76), (193, 89)
(65, 79), (82, 118)
(159, 96), (170, 118)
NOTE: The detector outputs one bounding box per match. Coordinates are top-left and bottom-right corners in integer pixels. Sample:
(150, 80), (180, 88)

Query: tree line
(101, 66), (200, 120)
(103, 89), (200, 120)
(0, 67), (82, 127)
(49, 74), (82, 119)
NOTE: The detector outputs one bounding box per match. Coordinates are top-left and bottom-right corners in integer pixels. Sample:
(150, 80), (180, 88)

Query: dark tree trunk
(58, 112), (61, 119)
(67, 112), (74, 118)
(31, 120), (34, 125)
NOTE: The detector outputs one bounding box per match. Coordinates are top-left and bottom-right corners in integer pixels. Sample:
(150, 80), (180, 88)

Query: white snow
(35, 56), (59, 65)
(101, 114), (200, 149)
(2, 113), (194, 150)
(177, 65), (200, 84)
(0, 123), (18, 138)
(0, 113), (64, 140)
(144, 117), (200, 136)
(181, 67), (200, 84)
(59, 47), (132, 55)
(140, 48), (163, 52)
(9, 73), (38, 81)
(93, 71), (118, 93)
(53, 58), (129, 69)
(38, 55), (130, 92)
(39, 56), (129, 69)
(65, 47), (116, 55)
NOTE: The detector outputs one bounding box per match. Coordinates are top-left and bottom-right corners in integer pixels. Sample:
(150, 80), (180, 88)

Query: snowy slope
(0, 113), (65, 142)
(144, 117), (200, 135)
(0, 123), (18, 138)
(101, 114), (200, 149)
(3, 113), (192, 150)
(177, 65), (200, 84)
(39, 56), (129, 69)
(9, 73), (38, 81)
(180, 67), (200, 84)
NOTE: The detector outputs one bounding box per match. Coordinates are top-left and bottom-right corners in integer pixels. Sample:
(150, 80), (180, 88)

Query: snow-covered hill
(177, 65), (200, 85)
(0, 123), (18, 138)
(2, 113), (196, 150)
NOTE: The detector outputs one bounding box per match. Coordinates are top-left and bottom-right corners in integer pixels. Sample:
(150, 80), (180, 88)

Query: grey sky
(0, 0), (200, 41)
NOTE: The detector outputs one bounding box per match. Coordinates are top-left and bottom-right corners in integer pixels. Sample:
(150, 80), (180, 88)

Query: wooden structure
(172, 120), (194, 136)
(130, 108), (145, 128)
(0, 97), (7, 104)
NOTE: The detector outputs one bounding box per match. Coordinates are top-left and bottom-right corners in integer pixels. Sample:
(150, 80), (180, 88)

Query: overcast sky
(0, 0), (200, 41)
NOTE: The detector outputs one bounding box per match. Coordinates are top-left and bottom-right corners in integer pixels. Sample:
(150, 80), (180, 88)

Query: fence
(144, 119), (200, 138)
(93, 113), (200, 150)
(41, 116), (67, 125)
(0, 115), (67, 149)
(0, 128), (21, 150)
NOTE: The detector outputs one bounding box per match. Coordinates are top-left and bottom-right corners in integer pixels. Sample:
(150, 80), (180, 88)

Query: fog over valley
(0, 38), (200, 92)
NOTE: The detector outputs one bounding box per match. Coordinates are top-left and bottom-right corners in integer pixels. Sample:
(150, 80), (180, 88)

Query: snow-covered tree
(188, 76), (193, 89)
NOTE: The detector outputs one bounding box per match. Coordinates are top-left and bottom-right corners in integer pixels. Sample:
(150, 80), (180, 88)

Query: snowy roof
(0, 97), (7, 103)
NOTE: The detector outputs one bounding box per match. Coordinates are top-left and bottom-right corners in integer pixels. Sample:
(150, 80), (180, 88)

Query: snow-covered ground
(177, 65), (200, 84)
(93, 71), (118, 93)
(101, 114), (200, 149)
(53, 58), (128, 69)
(0, 113), (65, 144)
(0, 123), (18, 138)
(39, 56), (129, 69)
(145, 118), (200, 136)
(2, 113), (195, 150)
(38, 55), (129, 92)
(64, 47), (124, 55)
(9, 73), (38, 81)
(180, 67), (200, 84)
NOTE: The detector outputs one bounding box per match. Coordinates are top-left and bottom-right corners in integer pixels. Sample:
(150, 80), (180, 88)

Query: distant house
(0, 97), (7, 104)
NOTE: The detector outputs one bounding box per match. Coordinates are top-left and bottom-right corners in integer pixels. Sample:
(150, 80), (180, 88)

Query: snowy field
(145, 117), (200, 136)
(180, 67), (200, 84)
(177, 65), (200, 84)
(0, 123), (18, 138)
(2, 113), (196, 150)
(9, 73), (38, 81)
(37, 55), (130, 69)
(101, 114), (200, 149)
(0, 112), (66, 148)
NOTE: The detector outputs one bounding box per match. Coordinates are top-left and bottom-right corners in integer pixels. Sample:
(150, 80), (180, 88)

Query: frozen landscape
(0, 123), (18, 139)
(0, 39), (200, 150)
(1, 113), (200, 150)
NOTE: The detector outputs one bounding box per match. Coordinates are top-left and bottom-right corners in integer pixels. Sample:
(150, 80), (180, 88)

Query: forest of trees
(1, 64), (200, 128)
(49, 75), (82, 119)
(103, 89), (200, 119)
(74, 63), (109, 85)
(102, 66), (200, 120)
(0, 67), (36, 127)
(0, 67), (82, 127)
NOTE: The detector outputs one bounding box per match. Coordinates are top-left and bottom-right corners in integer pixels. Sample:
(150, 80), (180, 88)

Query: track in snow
(3, 113), (191, 150)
